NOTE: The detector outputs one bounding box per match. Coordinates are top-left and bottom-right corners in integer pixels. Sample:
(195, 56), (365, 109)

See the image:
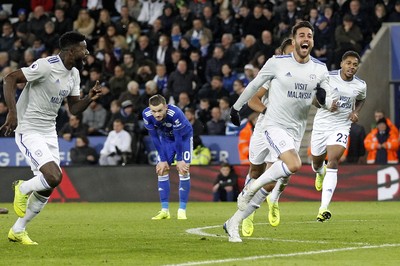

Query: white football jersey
(258, 54), (333, 142)
(17, 55), (81, 134)
(313, 69), (367, 132)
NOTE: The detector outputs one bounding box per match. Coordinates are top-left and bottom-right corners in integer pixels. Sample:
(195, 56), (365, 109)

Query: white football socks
(250, 160), (292, 194)
(13, 192), (48, 233)
(320, 168), (338, 209)
(19, 173), (51, 194)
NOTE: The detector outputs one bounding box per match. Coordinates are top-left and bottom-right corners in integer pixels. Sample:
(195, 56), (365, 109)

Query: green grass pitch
(0, 202), (399, 265)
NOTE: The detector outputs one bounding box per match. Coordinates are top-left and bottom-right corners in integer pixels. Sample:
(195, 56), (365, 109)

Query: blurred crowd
(0, 0), (400, 165)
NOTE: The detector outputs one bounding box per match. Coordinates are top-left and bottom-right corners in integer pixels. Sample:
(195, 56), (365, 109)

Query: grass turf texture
(0, 202), (399, 265)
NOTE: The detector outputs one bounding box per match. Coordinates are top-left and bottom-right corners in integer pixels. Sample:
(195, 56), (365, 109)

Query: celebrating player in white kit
(311, 50), (366, 222)
(225, 21), (338, 242)
(1, 31), (102, 245)
(241, 38), (294, 237)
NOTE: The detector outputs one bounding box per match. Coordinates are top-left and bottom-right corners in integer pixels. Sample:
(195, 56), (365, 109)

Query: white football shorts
(250, 126), (300, 164)
(311, 129), (349, 156)
(15, 132), (60, 174)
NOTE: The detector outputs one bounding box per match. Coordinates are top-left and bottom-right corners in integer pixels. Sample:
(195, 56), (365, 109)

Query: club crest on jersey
(309, 74), (316, 80)
(30, 63), (38, 70)
(164, 123), (172, 127)
(279, 140), (286, 147)
(35, 150), (43, 157)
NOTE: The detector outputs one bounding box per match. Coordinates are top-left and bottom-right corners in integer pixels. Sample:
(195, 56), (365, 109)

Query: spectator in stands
(205, 45), (226, 83)
(196, 98), (212, 126)
(178, 36), (195, 61)
(158, 3), (176, 34)
(334, 14), (363, 68)
(372, 110), (399, 136)
(70, 135), (99, 165)
(198, 75), (230, 107)
(184, 107), (205, 137)
(12, 8), (29, 36)
(147, 18), (164, 47)
(213, 162), (238, 202)
(185, 18), (213, 49)
(258, 30), (275, 62)
(84, 67), (106, 96)
(136, 64), (156, 90)
(53, 5), (73, 36)
(221, 63), (238, 94)
(41, 21), (60, 53)
(242, 4), (269, 39)
(125, 21), (141, 52)
(93, 35), (113, 62)
(138, 80), (159, 115)
(99, 119), (132, 166)
(312, 13), (335, 69)
(137, 0), (164, 30)
(94, 9), (114, 39)
(201, 5), (220, 42)
(191, 135), (211, 165)
(118, 80), (141, 109)
(206, 106), (225, 135)
(134, 35), (155, 65)
(95, 83), (113, 112)
(364, 118), (399, 164)
(170, 23), (182, 50)
(345, 122), (366, 164)
(121, 52), (138, 80)
(387, 0), (400, 22)
(220, 33), (240, 69)
(126, 0), (141, 20)
(59, 114), (89, 142)
(73, 9), (95, 40)
(276, 0), (300, 41)
(238, 112), (258, 165)
(0, 22), (16, 52)
(176, 91), (194, 112)
(153, 64), (168, 95)
(154, 34), (173, 66)
(102, 52), (119, 80)
(188, 49), (206, 85)
(199, 33), (214, 61)
(109, 65), (130, 99)
(104, 100), (121, 132)
(219, 96), (231, 122)
(114, 5), (133, 36)
(175, 4), (194, 34)
(240, 64), (256, 86)
(167, 59), (199, 103)
(28, 6), (50, 38)
(238, 35), (260, 69)
(82, 100), (107, 136)
(347, 0), (371, 45)
(371, 3), (387, 38)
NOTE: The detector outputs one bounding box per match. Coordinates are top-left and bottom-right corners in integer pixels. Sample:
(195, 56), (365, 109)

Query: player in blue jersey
(0, 31), (102, 245)
(142, 94), (193, 220)
(311, 50), (366, 222)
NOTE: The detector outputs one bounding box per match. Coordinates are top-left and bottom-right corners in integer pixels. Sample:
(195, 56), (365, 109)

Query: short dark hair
(342, 50), (361, 62)
(292, 21), (314, 36)
(279, 38), (293, 55)
(59, 31), (86, 50)
(149, 94), (166, 106)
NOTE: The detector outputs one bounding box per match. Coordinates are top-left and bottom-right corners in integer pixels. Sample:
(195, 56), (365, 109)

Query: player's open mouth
(300, 43), (309, 50)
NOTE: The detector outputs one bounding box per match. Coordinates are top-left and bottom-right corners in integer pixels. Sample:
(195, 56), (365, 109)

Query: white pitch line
(164, 243), (400, 266)
(186, 224), (370, 246)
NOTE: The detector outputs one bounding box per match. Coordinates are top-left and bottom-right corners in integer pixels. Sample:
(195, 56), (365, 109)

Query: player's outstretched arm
(68, 80), (102, 115)
(0, 70), (27, 136)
